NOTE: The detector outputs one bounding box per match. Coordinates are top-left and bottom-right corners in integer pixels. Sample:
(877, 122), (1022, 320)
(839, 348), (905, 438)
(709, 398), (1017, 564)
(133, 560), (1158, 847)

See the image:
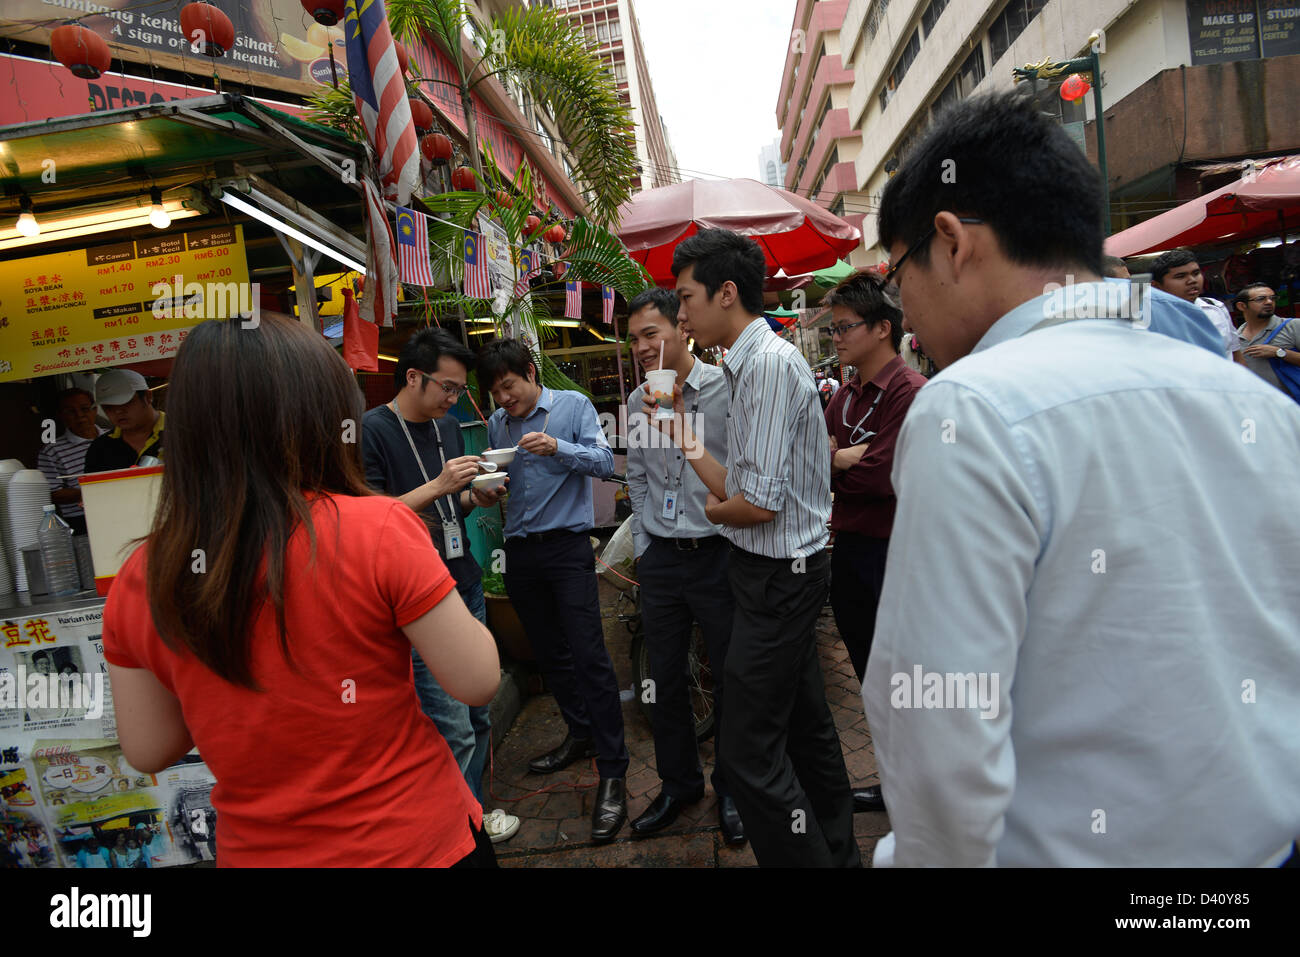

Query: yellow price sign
(0, 225), (251, 382)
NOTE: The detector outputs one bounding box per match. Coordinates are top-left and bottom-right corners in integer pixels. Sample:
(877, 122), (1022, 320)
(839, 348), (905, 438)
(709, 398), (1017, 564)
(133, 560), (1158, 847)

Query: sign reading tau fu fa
(0, 225), (251, 383)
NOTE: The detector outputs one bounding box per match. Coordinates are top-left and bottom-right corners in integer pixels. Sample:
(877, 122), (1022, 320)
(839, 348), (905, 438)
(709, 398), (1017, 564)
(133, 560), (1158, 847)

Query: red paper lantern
(1059, 73), (1091, 101)
(421, 132), (453, 164)
(524, 215), (541, 237)
(451, 166), (476, 191)
(544, 224), (567, 244)
(179, 2), (235, 58)
(407, 97), (433, 133)
(394, 41), (411, 76)
(300, 0), (345, 27)
(50, 24), (111, 80)
(494, 190), (514, 209)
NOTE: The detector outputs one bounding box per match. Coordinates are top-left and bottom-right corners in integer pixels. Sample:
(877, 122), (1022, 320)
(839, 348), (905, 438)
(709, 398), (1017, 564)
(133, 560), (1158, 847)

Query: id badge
(442, 520), (464, 559)
(662, 490), (677, 521)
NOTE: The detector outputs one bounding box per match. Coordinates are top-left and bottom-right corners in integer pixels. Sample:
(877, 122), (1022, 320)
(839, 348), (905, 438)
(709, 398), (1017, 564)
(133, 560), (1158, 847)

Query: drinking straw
(658, 338), (665, 371)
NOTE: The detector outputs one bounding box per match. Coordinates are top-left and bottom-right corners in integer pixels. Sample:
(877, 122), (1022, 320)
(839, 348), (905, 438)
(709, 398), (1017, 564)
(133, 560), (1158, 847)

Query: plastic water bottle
(38, 505), (80, 597)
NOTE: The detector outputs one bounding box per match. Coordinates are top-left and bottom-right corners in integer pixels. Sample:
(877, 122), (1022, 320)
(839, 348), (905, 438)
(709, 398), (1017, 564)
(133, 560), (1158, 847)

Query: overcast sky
(634, 0), (793, 182)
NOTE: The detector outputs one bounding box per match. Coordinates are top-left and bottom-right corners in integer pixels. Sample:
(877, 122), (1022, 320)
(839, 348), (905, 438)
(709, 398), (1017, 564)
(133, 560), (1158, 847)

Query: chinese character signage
(0, 225), (250, 383)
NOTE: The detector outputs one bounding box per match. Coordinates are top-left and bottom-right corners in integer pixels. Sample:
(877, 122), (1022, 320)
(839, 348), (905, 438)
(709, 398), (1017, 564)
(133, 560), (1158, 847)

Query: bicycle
(601, 475), (716, 742)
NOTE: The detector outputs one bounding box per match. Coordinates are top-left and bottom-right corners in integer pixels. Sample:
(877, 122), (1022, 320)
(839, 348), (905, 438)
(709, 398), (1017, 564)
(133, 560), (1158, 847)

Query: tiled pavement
(485, 577), (891, 867)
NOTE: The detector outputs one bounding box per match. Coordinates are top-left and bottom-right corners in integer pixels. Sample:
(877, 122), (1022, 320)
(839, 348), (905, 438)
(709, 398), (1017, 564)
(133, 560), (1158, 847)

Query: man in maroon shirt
(823, 270), (927, 813)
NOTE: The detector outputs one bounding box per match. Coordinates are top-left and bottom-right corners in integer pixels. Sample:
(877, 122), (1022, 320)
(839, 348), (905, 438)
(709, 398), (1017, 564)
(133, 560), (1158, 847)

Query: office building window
(989, 0), (1049, 65)
(879, 29), (920, 112)
(921, 0), (949, 37)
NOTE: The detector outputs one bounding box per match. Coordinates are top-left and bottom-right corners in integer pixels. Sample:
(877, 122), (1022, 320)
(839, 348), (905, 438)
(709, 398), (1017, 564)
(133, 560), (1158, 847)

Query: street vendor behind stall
(83, 369), (165, 473)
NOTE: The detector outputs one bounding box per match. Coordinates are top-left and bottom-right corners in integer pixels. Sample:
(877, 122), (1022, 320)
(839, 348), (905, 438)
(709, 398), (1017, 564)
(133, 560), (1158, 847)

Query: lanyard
(389, 401), (453, 525)
(842, 386), (883, 446)
(663, 383), (700, 488)
(507, 407), (550, 447)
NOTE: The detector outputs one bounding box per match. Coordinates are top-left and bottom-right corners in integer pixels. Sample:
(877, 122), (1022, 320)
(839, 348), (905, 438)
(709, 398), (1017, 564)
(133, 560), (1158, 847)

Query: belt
(508, 528), (584, 545)
(650, 534), (724, 552)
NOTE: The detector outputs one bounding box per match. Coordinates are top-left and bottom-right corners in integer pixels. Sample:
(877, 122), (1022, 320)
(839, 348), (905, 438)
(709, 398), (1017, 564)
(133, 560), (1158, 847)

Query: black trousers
(450, 816), (499, 868)
(829, 532), (891, 683)
(504, 531), (629, 779)
(638, 535), (734, 800)
(722, 548), (860, 867)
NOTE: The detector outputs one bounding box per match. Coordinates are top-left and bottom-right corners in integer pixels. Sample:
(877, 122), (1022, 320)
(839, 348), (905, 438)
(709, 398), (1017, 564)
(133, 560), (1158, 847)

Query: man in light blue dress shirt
(863, 90), (1300, 867)
(479, 338), (630, 843)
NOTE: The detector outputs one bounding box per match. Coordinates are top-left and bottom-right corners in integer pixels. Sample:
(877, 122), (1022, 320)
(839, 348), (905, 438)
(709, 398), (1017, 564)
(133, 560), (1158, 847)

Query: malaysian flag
(464, 230), (490, 298)
(602, 285), (615, 325)
(362, 179), (398, 327)
(396, 206), (434, 286)
(343, 0), (420, 205)
(514, 247), (541, 297)
(565, 279), (582, 319)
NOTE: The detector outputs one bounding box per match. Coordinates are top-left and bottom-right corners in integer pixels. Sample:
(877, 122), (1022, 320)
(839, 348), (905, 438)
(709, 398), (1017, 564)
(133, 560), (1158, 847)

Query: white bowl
(471, 472), (507, 492)
(481, 447), (516, 467)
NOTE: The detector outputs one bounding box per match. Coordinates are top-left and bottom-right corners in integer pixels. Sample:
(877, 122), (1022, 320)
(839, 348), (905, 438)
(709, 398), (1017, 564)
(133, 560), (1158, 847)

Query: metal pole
(1091, 48), (1110, 235)
(612, 310), (626, 408)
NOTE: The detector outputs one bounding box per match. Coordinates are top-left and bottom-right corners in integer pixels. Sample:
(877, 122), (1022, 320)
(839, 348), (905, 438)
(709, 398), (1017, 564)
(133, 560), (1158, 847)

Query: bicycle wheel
(631, 623), (716, 742)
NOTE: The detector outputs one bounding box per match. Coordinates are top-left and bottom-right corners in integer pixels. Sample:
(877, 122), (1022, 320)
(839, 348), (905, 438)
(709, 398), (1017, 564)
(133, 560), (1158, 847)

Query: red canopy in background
(617, 177), (862, 287)
(1106, 156), (1300, 257)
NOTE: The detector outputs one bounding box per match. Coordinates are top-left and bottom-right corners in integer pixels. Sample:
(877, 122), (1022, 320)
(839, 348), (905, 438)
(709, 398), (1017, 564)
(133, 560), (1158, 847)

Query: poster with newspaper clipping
(0, 603), (217, 868)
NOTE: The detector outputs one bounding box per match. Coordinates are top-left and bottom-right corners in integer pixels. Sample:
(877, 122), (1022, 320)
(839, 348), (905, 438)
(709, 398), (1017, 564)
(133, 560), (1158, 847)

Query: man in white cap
(83, 369), (164, 474)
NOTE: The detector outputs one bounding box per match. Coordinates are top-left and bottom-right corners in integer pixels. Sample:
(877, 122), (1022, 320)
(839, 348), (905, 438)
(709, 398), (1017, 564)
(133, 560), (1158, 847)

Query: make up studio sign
(1187, 0), (1300, 64)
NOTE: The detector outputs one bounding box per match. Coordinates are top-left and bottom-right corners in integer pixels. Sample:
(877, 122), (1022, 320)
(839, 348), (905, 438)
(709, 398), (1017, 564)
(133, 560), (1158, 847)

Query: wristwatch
(1277, 347), (1287, 359)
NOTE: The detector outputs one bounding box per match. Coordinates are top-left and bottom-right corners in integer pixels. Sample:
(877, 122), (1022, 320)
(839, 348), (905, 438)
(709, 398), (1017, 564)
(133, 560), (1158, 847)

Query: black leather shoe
(591, 778), (627, 843)
(718, 795), (746, 846)
(853, 786), (886, 813)
(528, 735), (597, 774)
(631, 791), (700, 836)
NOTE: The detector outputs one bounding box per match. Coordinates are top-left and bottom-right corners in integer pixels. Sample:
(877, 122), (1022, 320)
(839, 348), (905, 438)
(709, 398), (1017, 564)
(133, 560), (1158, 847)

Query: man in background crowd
(1234, 282), (1300, 398)
(1101, 255), (1130, 279)
(38, 388), (103, 534)
(822, 270), (927, 815)
(1150, 249), (1238, 360)
(83, 369), (164, 473)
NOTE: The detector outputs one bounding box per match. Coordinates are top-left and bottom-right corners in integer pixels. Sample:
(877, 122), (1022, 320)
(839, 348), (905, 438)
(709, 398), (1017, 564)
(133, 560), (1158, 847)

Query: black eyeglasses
(421, 372), (468, 398)
(828, 319), (868, 337)
(1246, 294), (1277, 303)
(884, 218), (985, 285)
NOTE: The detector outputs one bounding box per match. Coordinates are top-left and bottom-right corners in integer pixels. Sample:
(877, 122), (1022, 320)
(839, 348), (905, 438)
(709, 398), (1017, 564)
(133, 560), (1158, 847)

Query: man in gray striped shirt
(37, 388), (103, 535)
(665, 228), (859, 867)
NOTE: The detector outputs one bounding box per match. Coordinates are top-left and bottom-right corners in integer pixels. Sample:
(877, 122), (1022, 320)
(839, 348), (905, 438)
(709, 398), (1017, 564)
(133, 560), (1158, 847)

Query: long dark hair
(145, 314), (372, 689)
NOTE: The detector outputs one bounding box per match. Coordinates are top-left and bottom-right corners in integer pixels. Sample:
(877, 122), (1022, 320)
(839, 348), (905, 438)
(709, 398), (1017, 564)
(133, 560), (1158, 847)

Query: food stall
(1, 93), (373, 868)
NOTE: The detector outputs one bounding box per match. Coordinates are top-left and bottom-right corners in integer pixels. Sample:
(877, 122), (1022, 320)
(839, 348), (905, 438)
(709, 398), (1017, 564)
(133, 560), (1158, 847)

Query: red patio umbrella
(618, 177), (862, 286)
(1106, 156), (1300, 257)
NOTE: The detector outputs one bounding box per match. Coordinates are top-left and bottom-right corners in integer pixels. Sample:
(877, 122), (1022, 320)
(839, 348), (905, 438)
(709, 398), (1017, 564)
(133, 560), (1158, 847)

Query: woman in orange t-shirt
(102, 314), (500, 867)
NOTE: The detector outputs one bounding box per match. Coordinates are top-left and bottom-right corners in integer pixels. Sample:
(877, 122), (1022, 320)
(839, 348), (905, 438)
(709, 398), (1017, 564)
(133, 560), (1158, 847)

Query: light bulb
(148, 187), (170, 229)
(16, 211), (40, 237)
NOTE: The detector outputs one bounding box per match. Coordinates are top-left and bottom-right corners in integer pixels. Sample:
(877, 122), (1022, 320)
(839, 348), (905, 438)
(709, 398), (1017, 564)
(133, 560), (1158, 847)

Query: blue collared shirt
(488, 387), (614, 538)
(864, 281), (1300, 867)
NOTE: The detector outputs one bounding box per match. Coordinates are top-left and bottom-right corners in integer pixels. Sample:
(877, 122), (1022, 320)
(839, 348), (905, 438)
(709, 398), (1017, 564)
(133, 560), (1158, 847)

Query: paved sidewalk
(485, 578), (890, 867)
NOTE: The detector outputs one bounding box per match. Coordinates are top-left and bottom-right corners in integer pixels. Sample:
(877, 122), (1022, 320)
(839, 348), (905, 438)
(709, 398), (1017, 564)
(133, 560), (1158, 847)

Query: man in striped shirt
(37, 388), (103, 535)
(665, 228), (860, 867)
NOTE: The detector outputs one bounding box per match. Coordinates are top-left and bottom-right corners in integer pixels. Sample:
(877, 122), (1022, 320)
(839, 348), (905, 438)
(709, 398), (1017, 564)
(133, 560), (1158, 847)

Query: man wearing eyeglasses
(862, 90), (1300, 867)
(822, 271), (927, 815)
(361, 328), (519, 844)
(1234, 283), (1300, 399)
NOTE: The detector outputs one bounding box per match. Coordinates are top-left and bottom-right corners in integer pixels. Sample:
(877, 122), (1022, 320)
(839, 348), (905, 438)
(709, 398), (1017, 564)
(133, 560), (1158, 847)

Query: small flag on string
(565, 278), (582, 319)
(396, 206), (434, 286)
(602, 285), (615, 325)
(514, 247), (541, 297)
(464, 230), (490, 298)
